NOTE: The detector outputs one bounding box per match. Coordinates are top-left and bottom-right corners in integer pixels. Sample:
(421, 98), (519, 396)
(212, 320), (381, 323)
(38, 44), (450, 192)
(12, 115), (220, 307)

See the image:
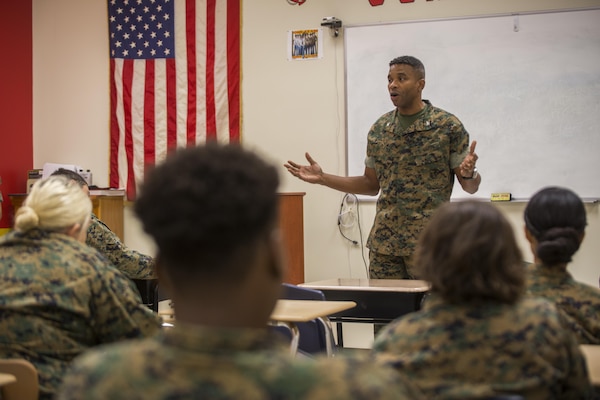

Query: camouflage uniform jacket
(372, 294), (592, 400)
(86, 213), (155, 279)
(366, 101), (469, 258)
(0, 228), (162, 400)
(526, 262), (600, 344)
(58, 323), (426, 400)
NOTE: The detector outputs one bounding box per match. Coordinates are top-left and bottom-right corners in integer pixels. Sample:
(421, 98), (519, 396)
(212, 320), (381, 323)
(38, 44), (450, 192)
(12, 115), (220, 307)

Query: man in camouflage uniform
(51, 168), (155, 280)
(0, 176), (162, 400)
(285, 55), (481, 279)
(57, 144), (425, 400)
(372, 201), (592, 399)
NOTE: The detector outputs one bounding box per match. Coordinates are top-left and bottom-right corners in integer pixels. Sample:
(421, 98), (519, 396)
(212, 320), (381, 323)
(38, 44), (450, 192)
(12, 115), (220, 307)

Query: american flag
(107, 0), (240, 199)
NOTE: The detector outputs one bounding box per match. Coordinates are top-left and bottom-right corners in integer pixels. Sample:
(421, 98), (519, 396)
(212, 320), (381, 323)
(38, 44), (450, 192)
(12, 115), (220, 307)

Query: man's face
(387, 63), (425, 110)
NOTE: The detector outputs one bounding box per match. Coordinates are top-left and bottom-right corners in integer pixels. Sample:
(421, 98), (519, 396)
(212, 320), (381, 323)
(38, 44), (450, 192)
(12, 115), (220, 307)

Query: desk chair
(0, 359), (39, 400)
(133, 278), (159, 310)
(274, 283), (335, 356)
(152, 283), (172, 313)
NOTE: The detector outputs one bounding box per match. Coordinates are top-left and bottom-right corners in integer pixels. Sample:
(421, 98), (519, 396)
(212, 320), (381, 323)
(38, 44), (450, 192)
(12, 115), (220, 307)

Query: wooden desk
(90, 190), (125, 240)
(0, 372), (16, 386)
(300, 279), (430, 346)
(580, 345), (600, 386)
(157, 298), (356, 356)
(270, 299), (357, 322)
(8, 190), (125, 240)
(270, 299), (357, 356)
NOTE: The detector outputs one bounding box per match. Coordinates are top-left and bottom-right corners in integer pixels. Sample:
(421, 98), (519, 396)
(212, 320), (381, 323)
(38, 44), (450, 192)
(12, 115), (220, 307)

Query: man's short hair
(389, 55), (425, 79)
(50, 168), (88, 188)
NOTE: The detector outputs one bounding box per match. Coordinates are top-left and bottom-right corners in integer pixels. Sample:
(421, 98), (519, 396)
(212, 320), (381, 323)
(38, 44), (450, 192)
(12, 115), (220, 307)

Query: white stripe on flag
(214, 1), (230, 142)
(195, 0), (208, 143)
(131, 61), (146, 191)
(113, 60), (128, 190)
(155, 59), (168, 163)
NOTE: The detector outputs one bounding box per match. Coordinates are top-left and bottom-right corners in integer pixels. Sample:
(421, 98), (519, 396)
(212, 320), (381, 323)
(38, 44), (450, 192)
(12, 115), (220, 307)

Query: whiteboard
(344, 8), (600, 200)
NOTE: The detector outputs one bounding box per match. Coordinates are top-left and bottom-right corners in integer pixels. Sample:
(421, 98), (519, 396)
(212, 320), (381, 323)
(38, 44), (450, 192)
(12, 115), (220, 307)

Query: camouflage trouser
(368, 252), (414, 280)
(368, 251), (414, 337)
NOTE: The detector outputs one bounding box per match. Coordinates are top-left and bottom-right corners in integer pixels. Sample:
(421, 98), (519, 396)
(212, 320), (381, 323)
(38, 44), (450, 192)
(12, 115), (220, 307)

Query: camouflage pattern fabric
(365, 101), (469, 270)
(86, 213), (155, 279)
(368, 252), (413, 279)
(526, 262), (600, 344)
(0, 228), (162, 400)
(58, 323), (426, 400)
(372, 294), (592, 399)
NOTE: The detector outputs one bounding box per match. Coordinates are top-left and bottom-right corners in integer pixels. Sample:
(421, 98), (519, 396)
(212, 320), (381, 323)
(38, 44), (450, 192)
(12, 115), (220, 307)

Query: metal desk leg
(316, 316), (337, 357)
(275, 321), (300, 356)
(336, 322), (344, 348)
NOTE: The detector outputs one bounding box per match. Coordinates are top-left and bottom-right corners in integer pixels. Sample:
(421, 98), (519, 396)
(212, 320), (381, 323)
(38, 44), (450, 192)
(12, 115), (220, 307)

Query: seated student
(0, 176), (161, 400)
(371, 200), (592, 399)
(57, 144), (425, 400)
(524, 186), (600, 344)
(50, 168), (155, 280)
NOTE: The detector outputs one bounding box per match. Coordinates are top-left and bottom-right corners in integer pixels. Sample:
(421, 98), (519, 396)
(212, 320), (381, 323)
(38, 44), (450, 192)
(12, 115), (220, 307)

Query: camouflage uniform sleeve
(86, 214), (155, 279)
(554, 311), (596, 398)
(86, 255), (162, 341)
(448, 114), (470, 170)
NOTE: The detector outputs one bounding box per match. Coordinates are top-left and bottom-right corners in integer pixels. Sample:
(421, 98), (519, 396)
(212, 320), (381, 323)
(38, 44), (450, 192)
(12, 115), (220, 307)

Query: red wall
(0, 1), (33, 228)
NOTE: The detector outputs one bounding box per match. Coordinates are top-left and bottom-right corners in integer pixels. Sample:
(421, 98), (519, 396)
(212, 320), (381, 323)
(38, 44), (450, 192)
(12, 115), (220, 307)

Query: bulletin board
(344, 8), (600, 200)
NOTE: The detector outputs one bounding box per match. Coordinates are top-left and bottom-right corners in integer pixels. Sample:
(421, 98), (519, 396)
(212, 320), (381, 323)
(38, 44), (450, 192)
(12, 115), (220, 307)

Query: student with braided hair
(524, 186), (600, 344)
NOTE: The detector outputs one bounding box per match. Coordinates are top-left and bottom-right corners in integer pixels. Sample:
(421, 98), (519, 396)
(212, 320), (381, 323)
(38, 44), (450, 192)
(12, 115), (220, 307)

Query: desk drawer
(321, 289), (427, 324)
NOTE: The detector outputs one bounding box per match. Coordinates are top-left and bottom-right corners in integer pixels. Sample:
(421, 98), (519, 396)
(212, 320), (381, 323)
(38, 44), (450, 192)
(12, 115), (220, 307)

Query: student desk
(270, 299), (356, 356)
(300, 279), (430, 346)
(157, 299), (357, 356)
(580, 345), (600, 386)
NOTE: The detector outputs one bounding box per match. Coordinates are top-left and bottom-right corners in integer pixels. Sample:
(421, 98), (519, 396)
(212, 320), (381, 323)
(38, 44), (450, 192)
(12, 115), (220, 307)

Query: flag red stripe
(227, 0), (240, 142)
(122, 60), (136, 199)
(205, 0), (217, 140)
(109, 59), (120, 188)
(144, 60), (156, 166)
(185, 0), (197, 146)
(166, 58), (177, 151)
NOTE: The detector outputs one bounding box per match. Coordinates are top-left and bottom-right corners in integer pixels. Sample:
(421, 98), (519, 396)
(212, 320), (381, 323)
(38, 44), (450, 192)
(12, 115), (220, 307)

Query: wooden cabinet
(89, 191), (125, 239)
(8, 191), (125, 240)
(9, 191), (304, 282)
(278, 193), (305, 284)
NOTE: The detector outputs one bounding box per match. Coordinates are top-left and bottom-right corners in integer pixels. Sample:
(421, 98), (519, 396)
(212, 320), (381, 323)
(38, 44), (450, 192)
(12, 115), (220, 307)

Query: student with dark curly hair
(524, 186), (600, 344)
(372, 200), (592, 399)
(57, 143), (425, 400)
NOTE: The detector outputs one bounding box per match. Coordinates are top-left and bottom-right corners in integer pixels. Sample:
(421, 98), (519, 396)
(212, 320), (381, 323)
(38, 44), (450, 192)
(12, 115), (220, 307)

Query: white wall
(33, 0), (600, 288)
(33, 0), (110, 181)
